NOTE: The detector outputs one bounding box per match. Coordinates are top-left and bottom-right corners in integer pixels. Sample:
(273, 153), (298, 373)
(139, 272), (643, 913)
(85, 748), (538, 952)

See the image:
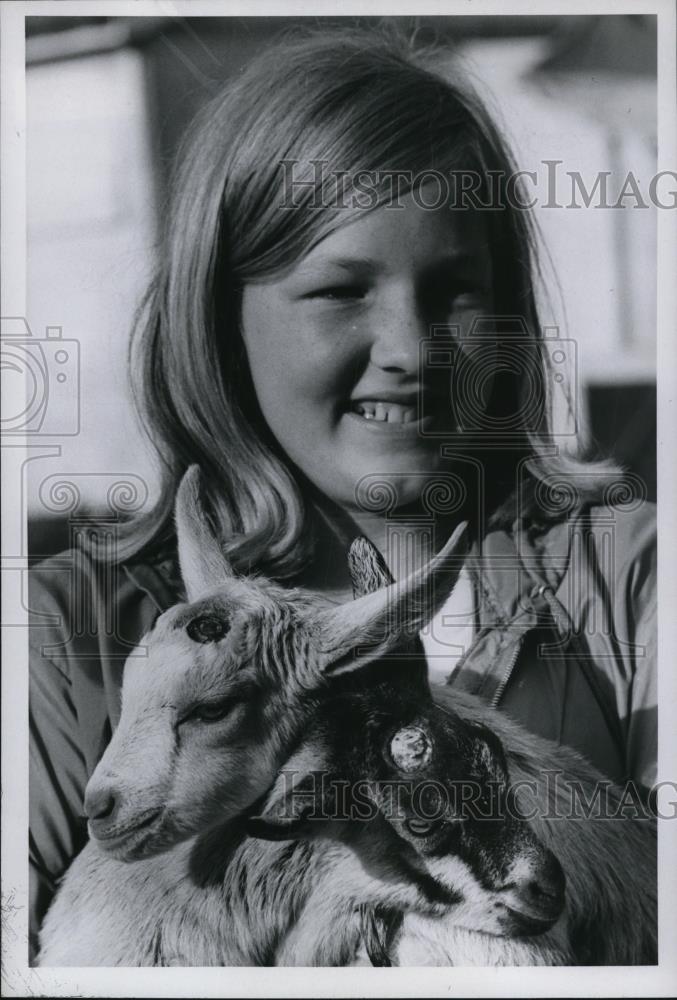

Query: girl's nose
(368, 293), (426, 374)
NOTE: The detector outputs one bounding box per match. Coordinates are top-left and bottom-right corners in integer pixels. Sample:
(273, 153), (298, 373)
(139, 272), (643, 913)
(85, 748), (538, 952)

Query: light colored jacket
(28, 500), (656, 959)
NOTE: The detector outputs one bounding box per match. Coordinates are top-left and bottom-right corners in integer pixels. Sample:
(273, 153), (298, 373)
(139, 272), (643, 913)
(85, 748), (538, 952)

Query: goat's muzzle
(84, 780), (164, 857)
(499, 847), (566, 936)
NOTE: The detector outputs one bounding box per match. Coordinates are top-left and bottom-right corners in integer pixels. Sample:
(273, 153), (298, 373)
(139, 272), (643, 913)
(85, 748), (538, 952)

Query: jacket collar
(461, 516), (574, 628)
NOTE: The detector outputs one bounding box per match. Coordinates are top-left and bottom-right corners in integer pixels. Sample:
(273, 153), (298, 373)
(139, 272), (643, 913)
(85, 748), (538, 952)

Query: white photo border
(1, 1), (676, 996)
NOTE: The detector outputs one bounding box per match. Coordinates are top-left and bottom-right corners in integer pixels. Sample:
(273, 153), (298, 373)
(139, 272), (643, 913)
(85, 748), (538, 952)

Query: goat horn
(175, 465), (235, 600)
(318, 521), (469, 677)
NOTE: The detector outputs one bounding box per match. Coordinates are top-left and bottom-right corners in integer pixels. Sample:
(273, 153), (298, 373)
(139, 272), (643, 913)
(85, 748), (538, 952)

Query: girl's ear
(318, 521), (469, 677)
(175, 465), (235, 600)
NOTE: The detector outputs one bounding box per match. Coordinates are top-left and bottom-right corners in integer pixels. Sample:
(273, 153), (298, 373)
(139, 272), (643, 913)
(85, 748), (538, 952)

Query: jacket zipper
(450, 575), (552, 707)
(490, 636), (523, 708)
(489, 584), (558, 708)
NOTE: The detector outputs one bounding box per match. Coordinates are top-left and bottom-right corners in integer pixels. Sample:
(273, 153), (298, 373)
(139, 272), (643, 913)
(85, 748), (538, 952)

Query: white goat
(37, 467), (656, 966)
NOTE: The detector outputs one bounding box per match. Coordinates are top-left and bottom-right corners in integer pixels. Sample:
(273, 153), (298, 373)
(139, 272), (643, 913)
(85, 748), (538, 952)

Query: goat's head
(84, 466), (468, 860)
(248, 536), (566, 943)
(249, 707), (565, 941)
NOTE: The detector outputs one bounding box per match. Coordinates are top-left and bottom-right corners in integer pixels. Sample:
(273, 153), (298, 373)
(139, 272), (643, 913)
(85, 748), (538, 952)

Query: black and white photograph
(1, 1), (676, 996)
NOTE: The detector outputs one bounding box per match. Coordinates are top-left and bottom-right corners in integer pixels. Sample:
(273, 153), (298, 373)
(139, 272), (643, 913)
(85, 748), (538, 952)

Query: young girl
(29, 29), (656, 963)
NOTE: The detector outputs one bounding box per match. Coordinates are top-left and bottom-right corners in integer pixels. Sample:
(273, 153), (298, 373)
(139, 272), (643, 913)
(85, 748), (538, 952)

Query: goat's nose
(84, 784), (118, 822)
(521, 851), (566, 920)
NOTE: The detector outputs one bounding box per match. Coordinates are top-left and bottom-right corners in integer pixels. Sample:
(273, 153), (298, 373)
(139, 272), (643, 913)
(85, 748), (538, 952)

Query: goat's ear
(319, 521), (469, 677)
(175, 465), (234, 601)
(348, 536), (394, 597)
(245, 741), (333, 842)
(245, 777), (319, 842)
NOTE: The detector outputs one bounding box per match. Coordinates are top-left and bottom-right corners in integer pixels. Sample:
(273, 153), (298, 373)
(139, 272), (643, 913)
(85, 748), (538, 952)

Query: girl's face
(241, 193), (493, 513)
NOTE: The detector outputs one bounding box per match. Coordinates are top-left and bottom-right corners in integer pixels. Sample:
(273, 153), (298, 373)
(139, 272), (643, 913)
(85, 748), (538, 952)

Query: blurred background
(19, 14), (658, 557)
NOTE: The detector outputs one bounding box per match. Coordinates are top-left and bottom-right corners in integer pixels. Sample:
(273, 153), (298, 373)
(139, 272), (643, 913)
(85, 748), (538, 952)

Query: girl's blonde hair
(117, 29), (615, 578)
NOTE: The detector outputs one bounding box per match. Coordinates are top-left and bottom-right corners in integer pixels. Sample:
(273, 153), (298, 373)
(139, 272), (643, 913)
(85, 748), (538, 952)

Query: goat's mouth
(90, 807), (164, 858)
(501, 906), (560, 938)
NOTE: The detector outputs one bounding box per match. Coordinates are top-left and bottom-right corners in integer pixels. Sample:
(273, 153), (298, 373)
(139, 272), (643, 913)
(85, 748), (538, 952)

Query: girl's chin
(336, 464), (462, 515)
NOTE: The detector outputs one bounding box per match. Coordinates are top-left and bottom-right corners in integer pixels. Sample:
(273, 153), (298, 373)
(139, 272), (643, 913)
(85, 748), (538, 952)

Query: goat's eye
(186, 615), (229, 644)
(188, 699), (236, 723)
(406, 817), (441, 837)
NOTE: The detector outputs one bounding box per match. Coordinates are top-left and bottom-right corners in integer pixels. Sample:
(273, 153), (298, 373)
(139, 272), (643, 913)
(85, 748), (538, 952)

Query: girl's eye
(431, 283), (479, 308)
(186, 615), (229, 644)
(306, 285), (366, 301)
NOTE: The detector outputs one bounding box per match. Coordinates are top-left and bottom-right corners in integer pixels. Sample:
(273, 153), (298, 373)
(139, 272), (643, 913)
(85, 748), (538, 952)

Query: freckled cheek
(245, 315), (362, 424)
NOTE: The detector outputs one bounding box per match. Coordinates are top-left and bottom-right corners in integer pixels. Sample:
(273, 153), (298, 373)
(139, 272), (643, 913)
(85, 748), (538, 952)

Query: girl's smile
(241, 191), (493, 512)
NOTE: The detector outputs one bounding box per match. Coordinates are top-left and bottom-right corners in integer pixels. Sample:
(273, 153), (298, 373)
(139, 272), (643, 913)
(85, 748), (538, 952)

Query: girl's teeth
(386, 404), (407, 423)
(353, 402), (417, 423)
